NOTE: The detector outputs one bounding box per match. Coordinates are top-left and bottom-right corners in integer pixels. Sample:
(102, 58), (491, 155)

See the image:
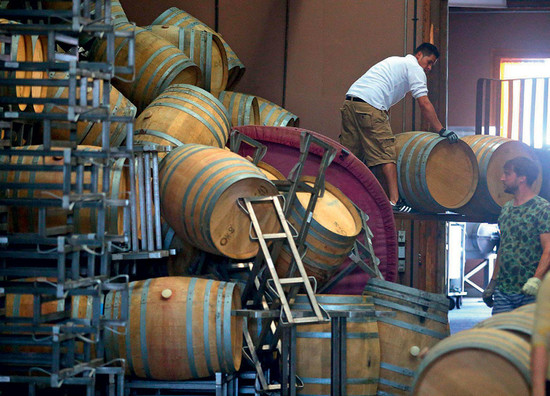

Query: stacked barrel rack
(0, 1), (158, 394)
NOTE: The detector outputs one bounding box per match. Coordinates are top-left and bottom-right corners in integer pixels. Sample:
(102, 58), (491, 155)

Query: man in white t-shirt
(340, 43), (458, 212)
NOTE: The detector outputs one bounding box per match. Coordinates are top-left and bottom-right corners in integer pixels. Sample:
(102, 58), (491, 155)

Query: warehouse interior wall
(119, 0), (433, 142)
(448, 9), (550, 132)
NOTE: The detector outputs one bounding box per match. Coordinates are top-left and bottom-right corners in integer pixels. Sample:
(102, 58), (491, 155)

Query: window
(497, 57), (550, 148)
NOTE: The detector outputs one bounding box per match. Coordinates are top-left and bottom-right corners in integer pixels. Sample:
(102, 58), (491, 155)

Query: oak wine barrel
(256, 96), (300, 127)
(158, 144), (279, 259)
(394, 131), (479, 213)
(104, 276), (243, 380)
(363, 278), (450, 395)
(474, 309), (534, 342)
(151, 7), (245, 90)
(134, 84), (231, 149)
(88, 22), (201, 113)
(218, 91), (261, 126)
(276, 176), (362, 286)
(148, 24), (228, 96)
(458, 134), (542, 217)
(412, 329), (531, 396)
(293, 294), (380, 396)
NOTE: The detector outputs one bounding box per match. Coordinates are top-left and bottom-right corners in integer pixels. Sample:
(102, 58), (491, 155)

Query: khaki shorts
(339, 100), (396, 167)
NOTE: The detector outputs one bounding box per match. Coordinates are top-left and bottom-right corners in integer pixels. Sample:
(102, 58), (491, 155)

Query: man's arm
(522, 233), (550, 295)
(534, 233), (550, 279)
(416, 95), (444, 132)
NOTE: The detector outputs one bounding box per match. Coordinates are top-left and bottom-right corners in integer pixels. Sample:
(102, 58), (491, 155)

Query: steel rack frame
(124, 373), (239, 396)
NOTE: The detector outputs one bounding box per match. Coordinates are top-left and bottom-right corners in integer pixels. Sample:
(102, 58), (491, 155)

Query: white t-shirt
(346, 54), (428, 111)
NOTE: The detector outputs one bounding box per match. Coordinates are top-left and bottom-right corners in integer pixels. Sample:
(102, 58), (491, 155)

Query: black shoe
(391, 199), (412, 213)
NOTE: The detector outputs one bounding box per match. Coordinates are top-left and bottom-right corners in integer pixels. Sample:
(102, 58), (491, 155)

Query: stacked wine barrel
(393, 131), (543, 219)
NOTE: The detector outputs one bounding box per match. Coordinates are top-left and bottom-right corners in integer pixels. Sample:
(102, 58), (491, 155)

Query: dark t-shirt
(496, 195), (550, 294)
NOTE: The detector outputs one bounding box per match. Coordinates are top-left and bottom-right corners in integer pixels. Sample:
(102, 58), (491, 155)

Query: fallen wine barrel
(394, 132), (479, 213)
(277, 176), (362, 287)
(363, 278), (450, 395)
(44, 72), (136, 147)
(292, 294), (380, 396)
(457, 134), (542, 218)
(0, 146), (129, 235)
(513, 302), (536, 314)
(148, 24), (228, 96)
(412, 329), (531, 396)
(158, 144), (279, 259)
(88, 22), (201, 113)
(151, 7), (246, 90)
(218, 91), (261, 126)
(256, 95), (300, 127)
(104, 277), (243, 380)
(134, 84), (231, 150)
(232, 125), (398, 290)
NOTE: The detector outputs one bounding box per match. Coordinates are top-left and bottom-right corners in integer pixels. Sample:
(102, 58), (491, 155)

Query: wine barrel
(458, 135), (542, 217)
(292, 294), (380, 396)
(412, 329), (531, 396)
(88, 22), (201, 113)
(276, 176), (362, 286)
(104, 276), (243, 380)
(474, 310), (534, 342)
(148, 25), (228, 96)
(151, 7), (245, 90)
(363, 278), (450, 395)
(256, 96), (300, 127)
(0, 19), (33, 111)
(134, 84), (231, 149)
(394, 131), (479, 213)
(0, 146), (129, 235)
(158, 144), (279, 259)
(161, 221), (206, 276)
(218, 91), (261, 126)
(44, 72), (136, 147)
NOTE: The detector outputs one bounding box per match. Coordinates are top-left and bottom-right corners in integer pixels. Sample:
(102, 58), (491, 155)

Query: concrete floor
(448, 297), (492, 334)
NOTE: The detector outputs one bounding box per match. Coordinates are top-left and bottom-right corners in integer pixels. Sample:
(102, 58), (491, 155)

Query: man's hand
(482, 279), (496, 307)
(439, 128), (459, 144)
(521, 277), (541, 296)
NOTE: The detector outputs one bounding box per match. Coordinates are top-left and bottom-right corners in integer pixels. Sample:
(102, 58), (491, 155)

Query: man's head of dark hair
(503, 156), (539, 186)
(414, 43), (440, 59)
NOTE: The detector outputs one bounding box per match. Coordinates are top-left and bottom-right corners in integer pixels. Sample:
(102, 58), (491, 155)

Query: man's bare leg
(381, 162), (399, 204)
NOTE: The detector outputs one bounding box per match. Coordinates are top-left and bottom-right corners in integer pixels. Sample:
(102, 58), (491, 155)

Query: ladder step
(260, 232), (288, 240)
(278, 277), (306, 286)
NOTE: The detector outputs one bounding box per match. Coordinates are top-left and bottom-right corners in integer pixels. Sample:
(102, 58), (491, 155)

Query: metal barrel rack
(0, 1), (146, 393)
